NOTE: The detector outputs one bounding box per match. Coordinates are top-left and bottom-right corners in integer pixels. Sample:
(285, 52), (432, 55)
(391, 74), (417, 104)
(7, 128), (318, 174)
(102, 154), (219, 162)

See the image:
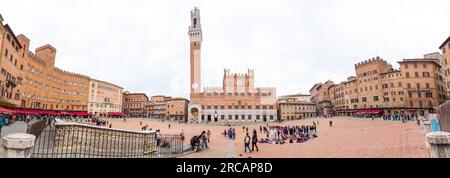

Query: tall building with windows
(309, 81), (334, 117)
(0, 14), (123, 112)
(187, 7), (277, 123)
(166, 98), (189, 122)
(148, 95), (171, 119)
(325, 56), (447, 116)
(88, 79), (123, 117)
(122, 93), (149, 118)
(439, 36), (450, 98)
(20, 44), (90, 111)
(278, 94), (316, 120)
(1, 16), (90, 111)
(0, 16), (26, 107)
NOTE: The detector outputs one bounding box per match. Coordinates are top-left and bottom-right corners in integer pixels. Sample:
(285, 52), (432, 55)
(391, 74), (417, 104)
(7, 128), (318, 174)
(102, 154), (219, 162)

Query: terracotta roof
(90, 78), (124, 89)
(309, 83), (322, 92)
(380, 70), (400, 75)
(398, 58), (441, 67)
(4, 24), (23, 49)
(439, 36), (450, 49)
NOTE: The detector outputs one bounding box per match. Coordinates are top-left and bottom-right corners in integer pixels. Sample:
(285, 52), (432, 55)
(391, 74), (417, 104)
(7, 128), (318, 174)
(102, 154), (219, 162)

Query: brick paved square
(107, 117), (428, 158)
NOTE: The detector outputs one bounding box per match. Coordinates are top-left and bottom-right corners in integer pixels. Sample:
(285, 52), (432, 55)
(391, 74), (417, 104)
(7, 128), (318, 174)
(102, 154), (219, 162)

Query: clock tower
(189, 7), (203, 96)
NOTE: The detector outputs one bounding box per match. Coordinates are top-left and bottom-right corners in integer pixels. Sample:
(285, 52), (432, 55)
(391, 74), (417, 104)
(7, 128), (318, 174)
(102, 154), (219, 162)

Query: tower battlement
(54, 67), (90, 79)
(223, 69), (255, 78)
(354, 56), (391, 68)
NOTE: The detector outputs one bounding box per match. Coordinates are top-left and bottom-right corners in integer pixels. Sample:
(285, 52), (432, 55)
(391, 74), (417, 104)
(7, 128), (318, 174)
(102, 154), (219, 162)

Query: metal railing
(30, 123), (183, 158)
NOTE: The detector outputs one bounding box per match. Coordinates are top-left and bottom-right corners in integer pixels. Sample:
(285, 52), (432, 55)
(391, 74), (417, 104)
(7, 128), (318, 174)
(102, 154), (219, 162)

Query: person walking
(202, 131), (209, 149)
(252, 129), (259, 152)
(207, 130), (211, 143)
(244, 132), (252, 153)
(329, 120), (333, 127)
(169, 124), (171, 129)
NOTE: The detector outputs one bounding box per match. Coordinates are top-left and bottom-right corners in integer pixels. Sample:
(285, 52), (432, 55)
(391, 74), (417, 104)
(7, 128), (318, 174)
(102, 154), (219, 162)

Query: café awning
(68, 111), (90, 116)
(0, 106), (16, 114)
(335, 110), (358, 113)
(108, 112), (127, 117)
(355, 110), (384, 115)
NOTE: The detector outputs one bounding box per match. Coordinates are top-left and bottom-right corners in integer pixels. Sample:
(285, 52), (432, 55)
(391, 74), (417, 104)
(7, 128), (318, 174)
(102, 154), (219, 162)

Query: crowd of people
(224, 127), (236, 140)
(258, 123), (318, 145)
(219, 122), (322, 154)
(0, 114), (47, 125)
(382, 114), (419, 123)
(54, 116), (111, 128)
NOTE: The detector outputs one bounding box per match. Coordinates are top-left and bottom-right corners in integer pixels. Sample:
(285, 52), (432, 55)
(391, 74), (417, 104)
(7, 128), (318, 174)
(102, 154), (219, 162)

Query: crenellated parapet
(223, 69), (255, 78)
(54, 67), (90, 79)
(27, 51), (48, 67)
(256, 87), (277, 93)
(354, 56), (391, 68)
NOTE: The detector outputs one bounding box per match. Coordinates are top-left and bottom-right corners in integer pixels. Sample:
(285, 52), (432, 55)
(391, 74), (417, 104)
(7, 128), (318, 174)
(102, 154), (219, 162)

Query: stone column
(2, 133), (36, 158)
(427, 132), (450, 158)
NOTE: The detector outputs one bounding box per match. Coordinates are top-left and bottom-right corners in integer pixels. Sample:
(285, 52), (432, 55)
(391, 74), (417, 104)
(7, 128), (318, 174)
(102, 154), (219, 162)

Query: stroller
(160, 139), (171, 148)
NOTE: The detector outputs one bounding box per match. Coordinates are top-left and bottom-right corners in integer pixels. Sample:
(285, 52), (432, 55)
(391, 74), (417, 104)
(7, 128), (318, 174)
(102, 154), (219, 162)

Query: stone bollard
(422, 121), (432, 149)
(2, 133), (36, 158)
(426, 132), (450, 158)
(423, 121), (432, 135)
(419, 117), (427, 127)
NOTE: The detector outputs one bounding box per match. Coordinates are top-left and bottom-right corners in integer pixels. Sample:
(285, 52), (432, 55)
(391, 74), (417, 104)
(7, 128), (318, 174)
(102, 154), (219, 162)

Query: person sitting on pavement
(190, 136), (200, 152)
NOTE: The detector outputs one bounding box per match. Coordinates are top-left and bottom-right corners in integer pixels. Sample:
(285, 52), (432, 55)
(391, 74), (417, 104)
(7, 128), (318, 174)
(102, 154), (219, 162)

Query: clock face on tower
(192, 83), (199, 90)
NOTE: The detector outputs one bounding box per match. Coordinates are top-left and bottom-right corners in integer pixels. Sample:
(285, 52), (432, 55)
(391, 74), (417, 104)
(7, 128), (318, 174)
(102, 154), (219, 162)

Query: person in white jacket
(244, 132), (251, 153)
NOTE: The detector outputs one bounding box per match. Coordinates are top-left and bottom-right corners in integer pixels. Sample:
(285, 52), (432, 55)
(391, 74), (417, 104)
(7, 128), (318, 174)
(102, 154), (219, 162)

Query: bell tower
(189, 7), (202, 96)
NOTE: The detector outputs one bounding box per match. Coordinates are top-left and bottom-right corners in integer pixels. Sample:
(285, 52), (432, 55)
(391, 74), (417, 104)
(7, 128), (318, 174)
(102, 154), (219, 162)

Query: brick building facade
(316, 56), (448, 117)
(122, 93), (149, 118)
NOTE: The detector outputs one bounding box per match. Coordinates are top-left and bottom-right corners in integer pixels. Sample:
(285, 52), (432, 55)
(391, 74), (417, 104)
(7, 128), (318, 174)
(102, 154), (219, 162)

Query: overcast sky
(1, 0), (449, 98)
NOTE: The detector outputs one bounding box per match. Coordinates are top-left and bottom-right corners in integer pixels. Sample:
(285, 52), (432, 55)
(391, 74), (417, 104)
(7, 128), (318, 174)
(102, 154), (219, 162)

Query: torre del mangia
(187, 7), (277, 123)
